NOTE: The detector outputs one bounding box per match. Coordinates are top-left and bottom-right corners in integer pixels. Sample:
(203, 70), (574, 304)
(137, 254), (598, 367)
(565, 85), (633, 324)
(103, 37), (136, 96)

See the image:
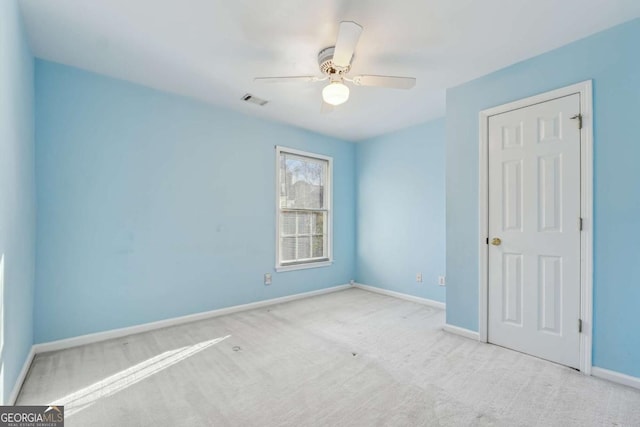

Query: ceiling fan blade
(351, 75), (416, 89)
(254, 76), (323, 83)
(332, 21), (363, 68)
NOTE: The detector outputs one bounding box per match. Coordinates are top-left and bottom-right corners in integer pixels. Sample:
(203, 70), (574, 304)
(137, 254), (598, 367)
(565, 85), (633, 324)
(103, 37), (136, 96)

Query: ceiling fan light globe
(322, 82), (349, 106)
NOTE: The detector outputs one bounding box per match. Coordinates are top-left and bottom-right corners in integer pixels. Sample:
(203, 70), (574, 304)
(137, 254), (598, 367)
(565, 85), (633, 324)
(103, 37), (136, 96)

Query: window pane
(297, 212), (311, 234)
(281, 237), (296, 261)
(313, 212), (324, 234)
(312, 236), (324, 258)
(297, 236), (311, 259)
(280, 154), (326, 209)
(279, 155), (288, 209)
(282, 212), (296, 236)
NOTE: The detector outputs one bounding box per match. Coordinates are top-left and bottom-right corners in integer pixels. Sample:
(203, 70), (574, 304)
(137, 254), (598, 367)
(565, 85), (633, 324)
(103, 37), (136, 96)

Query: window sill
(275, 260), (333, 272)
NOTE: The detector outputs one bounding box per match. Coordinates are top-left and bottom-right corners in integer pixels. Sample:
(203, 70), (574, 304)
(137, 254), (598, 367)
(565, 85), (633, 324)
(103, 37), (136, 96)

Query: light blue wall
(446, 18), (640, 377)
(0, 0), (35, 403)
(34, 60), (356, 343)
(356, 120), (446, 302)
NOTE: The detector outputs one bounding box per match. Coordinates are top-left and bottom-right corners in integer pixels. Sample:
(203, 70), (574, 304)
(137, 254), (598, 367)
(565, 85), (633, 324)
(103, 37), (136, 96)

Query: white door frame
(478, 81), (593, 374)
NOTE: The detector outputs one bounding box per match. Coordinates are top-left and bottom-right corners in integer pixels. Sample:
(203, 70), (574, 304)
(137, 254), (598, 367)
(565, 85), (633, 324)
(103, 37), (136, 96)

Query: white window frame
(275, 146), (333, 272)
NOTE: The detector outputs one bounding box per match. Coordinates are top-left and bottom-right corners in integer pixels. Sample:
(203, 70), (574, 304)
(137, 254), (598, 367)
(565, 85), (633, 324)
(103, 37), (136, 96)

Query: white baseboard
(443, 323), (480, 341)
(353, 283), (446, 310)
(592, 367), (640, 390)
(33, 284), (352, 354)
(8, 346), (36, 405)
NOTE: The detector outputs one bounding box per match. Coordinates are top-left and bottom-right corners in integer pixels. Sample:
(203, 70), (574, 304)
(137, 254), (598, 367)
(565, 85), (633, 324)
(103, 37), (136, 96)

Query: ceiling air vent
(241, 93), (268, 106)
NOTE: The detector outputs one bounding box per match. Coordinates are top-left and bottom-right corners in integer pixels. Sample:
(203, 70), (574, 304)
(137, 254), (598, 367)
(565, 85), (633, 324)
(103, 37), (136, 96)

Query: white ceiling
(18, 0), (640, 141)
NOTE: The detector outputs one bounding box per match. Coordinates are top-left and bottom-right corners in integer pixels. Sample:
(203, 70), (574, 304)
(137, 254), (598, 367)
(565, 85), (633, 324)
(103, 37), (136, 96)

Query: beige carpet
(17, 288), (640, 426)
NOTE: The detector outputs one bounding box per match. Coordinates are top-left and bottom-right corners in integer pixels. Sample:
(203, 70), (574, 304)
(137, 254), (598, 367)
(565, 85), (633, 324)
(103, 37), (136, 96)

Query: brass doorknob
(491, 238), (502, 246)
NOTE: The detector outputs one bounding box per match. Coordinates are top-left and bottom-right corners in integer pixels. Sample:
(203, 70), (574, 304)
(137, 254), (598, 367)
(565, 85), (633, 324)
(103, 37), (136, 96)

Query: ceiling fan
(254, 21), (416, 109)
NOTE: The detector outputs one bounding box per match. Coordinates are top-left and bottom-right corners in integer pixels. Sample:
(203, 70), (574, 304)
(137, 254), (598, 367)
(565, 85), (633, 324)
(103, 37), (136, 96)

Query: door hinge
(578, 319), (583, 333)
(579, 217), (583, 231)
(570, 113), (583, 129)
(486, 237), (489, 245)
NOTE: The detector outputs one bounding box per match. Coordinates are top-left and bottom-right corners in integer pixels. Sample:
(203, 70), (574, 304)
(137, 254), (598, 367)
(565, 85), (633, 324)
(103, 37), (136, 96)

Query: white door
(488, 94), (581, 368)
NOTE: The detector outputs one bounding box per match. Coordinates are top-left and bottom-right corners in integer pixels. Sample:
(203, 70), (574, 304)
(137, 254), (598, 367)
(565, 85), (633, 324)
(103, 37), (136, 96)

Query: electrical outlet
(438, 276), (446, 286)
(416, 273), (423, 283)
(349, 279), (355, 285)
(264, 273), (272, 286)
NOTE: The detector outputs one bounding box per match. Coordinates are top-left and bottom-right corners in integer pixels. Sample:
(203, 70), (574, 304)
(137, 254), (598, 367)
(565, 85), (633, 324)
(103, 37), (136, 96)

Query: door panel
(502, 160), (523, 231)
(502, 252), (523, 325)
(488, 94), (581, 368)
(538, 154), (562, 232)
(538, 255), (562, 334)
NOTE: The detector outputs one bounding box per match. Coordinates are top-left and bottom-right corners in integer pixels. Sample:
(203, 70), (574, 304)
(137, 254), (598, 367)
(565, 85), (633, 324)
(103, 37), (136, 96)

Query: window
(276, 146), (332, 271)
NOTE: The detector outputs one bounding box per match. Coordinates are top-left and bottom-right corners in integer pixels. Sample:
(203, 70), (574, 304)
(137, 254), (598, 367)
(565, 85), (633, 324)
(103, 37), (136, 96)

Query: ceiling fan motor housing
(318, 47), (351, 76)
